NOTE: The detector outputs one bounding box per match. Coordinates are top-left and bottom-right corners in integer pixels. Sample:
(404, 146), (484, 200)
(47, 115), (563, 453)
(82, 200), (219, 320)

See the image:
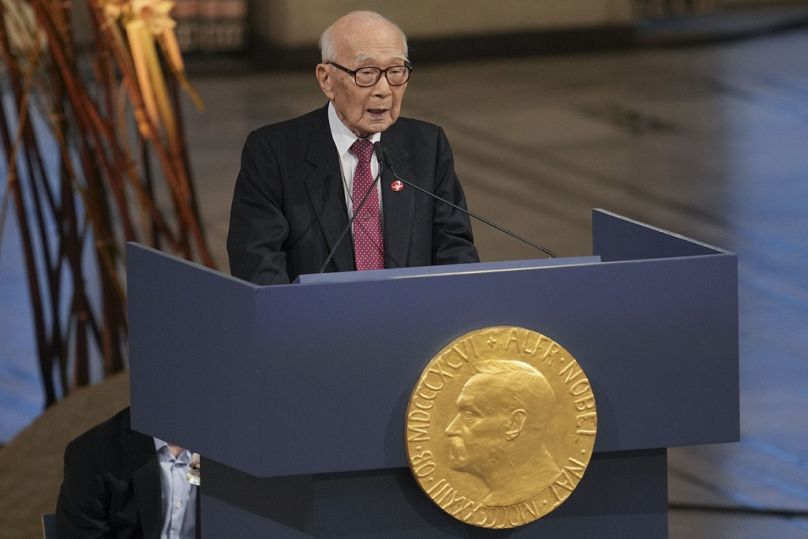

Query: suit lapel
(380, 130), (415, 269)
(302, 106), (355, 272)
(128, 432), (162, 539)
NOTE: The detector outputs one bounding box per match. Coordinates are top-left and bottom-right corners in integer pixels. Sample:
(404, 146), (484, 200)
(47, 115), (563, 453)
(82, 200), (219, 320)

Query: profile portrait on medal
(444, 359), (561, 506)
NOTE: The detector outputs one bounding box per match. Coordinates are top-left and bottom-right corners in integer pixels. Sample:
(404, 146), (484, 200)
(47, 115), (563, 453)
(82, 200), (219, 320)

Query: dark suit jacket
(227, 104), (479, 285)
(56, 407), (162, 539)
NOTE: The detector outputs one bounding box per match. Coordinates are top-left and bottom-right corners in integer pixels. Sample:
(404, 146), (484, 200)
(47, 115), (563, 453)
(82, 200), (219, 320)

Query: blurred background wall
(251, 0), (633, 46)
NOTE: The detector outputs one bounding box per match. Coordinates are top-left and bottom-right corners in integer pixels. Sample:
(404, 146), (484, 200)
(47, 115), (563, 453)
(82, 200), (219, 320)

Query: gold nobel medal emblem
(405, 327), (597, 529)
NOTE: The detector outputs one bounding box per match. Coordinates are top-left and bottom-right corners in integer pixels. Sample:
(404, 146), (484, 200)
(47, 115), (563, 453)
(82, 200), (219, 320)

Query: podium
(127, 209), (738, 538)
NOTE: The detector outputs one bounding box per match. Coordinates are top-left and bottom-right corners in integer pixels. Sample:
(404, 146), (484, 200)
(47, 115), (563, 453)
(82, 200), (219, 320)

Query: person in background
(56, 407), (199, 539)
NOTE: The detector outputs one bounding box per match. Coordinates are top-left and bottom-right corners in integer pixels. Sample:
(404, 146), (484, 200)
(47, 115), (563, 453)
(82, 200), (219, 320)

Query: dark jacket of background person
(56, 407), (162, 539)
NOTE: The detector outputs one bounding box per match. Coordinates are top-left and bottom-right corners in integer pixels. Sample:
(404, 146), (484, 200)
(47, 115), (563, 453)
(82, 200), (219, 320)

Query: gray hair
(319, 10), (409, 63)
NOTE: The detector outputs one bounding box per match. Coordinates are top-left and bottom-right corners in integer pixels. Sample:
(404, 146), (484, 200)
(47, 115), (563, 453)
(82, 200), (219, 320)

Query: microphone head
(376, 141), (396, 166)
(373, 141), (385, 169)
(372, 142), (385, 175)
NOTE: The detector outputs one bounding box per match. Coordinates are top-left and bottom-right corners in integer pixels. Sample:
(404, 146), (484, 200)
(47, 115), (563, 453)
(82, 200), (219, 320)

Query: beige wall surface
(253, 1), (634, 48)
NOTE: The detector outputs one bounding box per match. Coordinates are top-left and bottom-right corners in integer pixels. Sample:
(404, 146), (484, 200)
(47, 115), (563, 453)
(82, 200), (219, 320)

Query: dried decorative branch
(0, 0), (213, 405)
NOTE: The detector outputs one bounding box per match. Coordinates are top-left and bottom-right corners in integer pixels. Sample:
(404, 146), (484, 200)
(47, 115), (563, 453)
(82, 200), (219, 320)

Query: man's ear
(505, 409), (527, 440)
(316, 64), (335, 99)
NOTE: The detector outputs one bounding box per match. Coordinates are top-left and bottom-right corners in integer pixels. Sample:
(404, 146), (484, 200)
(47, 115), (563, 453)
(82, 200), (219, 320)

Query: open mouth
(367, 108), (388, 118)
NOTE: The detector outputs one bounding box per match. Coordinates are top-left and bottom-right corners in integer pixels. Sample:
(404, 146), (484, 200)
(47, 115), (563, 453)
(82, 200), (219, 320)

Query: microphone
(317, 149), (384, 274)
(377, 143), (557, 259)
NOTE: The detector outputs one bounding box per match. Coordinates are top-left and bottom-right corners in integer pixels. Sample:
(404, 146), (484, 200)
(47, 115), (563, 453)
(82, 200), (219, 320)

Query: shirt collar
(327, 101), (381, 157)
(153, 437), (168, 452)
(153, 437), (191, 463)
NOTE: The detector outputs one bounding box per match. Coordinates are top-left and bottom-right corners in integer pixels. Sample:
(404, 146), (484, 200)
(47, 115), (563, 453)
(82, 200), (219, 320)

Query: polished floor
(3, 23), (808, 538)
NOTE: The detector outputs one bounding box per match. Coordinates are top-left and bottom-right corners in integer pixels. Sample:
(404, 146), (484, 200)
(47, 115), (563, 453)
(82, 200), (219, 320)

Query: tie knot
(350, 138), (374, 163)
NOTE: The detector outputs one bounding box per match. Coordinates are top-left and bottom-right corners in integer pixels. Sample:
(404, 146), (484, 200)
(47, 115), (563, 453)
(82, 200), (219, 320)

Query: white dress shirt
(153, 438), (197, 539)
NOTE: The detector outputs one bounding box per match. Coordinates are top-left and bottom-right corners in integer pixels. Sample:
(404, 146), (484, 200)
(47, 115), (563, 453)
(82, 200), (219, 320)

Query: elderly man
(227, 10), (478, 285)
(444, 360), (561, 506)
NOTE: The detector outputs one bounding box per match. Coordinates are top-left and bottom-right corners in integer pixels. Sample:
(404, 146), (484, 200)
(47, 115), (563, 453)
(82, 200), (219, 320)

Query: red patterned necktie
(349, 139), (384, 270)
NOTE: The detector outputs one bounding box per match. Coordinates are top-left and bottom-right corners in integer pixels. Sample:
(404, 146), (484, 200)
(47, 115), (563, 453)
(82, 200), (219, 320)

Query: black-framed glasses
(329, 62), (413, 87)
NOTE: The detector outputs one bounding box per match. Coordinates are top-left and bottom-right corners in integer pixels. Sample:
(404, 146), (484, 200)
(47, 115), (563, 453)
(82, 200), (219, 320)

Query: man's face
(444, 375), (512, 476)
(316, 21), (408, 138)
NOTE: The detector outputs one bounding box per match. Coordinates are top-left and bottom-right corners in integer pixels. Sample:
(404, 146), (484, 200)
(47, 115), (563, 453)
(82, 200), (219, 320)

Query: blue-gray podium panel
(201, 450), (667, 539)
(129, 212), (738, 478)
(127, 209), (739, 538)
